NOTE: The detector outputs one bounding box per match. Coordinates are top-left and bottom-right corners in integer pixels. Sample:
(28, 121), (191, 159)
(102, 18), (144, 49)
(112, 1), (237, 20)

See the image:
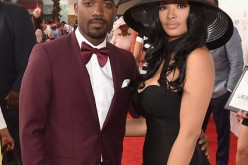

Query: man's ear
(74, 2), (79, 16)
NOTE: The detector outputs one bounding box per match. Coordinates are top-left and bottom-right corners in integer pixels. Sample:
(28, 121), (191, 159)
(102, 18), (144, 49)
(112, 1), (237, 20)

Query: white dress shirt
(0, 107), (7, 129)
(75, 28), (114, 130)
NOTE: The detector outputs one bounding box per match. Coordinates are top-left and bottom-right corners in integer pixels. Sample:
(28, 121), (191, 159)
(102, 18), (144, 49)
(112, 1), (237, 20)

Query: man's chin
(89, 32), (107, 40)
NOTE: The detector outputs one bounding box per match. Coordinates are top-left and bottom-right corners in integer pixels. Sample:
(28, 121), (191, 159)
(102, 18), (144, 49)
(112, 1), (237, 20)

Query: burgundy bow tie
(80, 42), (109, 67)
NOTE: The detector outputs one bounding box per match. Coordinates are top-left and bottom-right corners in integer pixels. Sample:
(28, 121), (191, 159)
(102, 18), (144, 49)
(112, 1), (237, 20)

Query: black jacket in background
(0, 2), (36, 106)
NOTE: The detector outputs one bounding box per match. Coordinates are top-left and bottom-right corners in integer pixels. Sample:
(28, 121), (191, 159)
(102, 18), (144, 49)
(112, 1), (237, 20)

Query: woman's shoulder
(184, 46), (215, 88)
(190, 46), (210, 55)
(188, 46), (212, 61)
(186, 46), (214, 71)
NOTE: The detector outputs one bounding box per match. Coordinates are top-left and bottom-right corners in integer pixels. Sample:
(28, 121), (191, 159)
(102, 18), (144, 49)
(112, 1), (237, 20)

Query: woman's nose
(167, 8), (176, 19)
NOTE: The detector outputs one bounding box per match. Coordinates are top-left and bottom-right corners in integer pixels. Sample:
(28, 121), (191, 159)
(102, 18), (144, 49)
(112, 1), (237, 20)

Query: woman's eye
(159, 5), (166, 10)
(178, 4), (188, 9)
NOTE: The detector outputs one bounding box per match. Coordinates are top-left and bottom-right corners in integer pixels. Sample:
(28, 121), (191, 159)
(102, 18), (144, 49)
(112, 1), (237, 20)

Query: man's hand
(0, 128), (14, 151)
(4, 91), (19, 109)
(236, 110), (248, 122)
(198, 131), (209, 158)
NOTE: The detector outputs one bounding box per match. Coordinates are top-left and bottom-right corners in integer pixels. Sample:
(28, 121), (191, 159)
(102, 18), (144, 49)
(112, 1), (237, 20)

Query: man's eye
(103, 2), (114, 8)
(83, 2), (93, 7)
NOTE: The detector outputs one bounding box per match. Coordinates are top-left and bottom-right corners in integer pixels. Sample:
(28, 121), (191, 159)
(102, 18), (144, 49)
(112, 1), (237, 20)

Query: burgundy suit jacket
(19, 32), (138, 165)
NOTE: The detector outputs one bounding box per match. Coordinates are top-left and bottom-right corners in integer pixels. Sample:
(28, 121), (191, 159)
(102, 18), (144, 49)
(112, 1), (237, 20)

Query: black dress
(132, 39), (210, 165)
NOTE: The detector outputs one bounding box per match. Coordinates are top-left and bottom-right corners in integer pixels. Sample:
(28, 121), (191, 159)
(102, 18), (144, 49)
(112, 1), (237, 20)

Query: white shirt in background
(0, 107), (7, 130)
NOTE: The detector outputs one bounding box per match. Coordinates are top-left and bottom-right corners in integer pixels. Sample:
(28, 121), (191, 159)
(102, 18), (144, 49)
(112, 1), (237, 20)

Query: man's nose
(92, 2), (104, 17)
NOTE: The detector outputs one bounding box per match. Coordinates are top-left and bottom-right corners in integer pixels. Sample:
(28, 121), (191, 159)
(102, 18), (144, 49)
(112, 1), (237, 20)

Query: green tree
(52, 0), (62, 22)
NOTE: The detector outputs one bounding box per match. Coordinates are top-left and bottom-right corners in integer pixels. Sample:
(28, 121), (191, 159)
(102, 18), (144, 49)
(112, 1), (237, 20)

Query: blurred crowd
(31, 7), (75, 43)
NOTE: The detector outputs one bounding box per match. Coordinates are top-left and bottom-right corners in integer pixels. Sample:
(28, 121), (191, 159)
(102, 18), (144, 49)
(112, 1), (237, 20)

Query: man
(202, 1), (244, 165)
(61, 20), (73, 35)
(19, 0), (138, 165)
(20, 1), (210, 164)
(0, 1), (36, 162)
(44, 19), (56, 40)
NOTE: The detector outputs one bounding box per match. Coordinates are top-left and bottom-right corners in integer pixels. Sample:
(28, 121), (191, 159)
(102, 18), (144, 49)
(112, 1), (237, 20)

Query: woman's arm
(125, 117), (147, 136)
(167, 47), (215, 165)
(35, 29), (43, 44)
(133, 41), (144, 67)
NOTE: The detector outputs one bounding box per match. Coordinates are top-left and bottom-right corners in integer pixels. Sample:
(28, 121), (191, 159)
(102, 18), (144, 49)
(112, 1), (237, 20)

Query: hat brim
(123, 0), (234, 50)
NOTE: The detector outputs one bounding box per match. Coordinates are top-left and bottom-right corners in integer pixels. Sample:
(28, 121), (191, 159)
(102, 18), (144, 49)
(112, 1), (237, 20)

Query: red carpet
(122, 114), (238, 165)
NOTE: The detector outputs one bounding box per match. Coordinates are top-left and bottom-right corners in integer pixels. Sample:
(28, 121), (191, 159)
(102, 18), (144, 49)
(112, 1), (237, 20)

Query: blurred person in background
(133, 32), (150, 74)
(45, 19), (56, 40)
(61, 20), (74, 35)
(110, 16), (133, 51)
(0, 1), (36, 163)
(50, 23), (62, 39)
(32, 7), (49, 43)
(202, 1), (244, 165)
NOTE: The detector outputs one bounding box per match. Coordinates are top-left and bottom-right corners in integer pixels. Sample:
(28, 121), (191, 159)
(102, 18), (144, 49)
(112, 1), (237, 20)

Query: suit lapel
(102, 43), (121, 129)
(68, 36), (123, 129)
(68, 33), (100, 126)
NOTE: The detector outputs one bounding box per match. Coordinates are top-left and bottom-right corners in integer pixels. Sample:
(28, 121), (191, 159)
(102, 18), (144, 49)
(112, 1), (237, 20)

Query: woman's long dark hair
(135, 3), (207, 93)
(32, 16), (43, 31)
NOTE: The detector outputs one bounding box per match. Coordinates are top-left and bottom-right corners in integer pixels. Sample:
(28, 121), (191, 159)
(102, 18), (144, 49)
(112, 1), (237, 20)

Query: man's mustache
(89, 18), (106, 24)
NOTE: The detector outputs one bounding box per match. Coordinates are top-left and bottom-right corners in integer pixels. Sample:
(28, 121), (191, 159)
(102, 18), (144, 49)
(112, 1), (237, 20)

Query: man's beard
(88, 30), (107, 40)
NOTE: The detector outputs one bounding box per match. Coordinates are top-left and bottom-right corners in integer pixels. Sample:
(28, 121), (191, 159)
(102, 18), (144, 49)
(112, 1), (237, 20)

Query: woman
(133, 33), (150, 74)
(236, 110), (248, 165)
(123, 0), (233, 164)
(110, 16), (132, 51)
(32, 7), (48, 43)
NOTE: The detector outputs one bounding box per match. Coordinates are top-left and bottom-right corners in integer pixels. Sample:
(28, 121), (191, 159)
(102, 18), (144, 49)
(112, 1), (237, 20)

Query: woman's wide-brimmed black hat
(123, 0), (234, 50)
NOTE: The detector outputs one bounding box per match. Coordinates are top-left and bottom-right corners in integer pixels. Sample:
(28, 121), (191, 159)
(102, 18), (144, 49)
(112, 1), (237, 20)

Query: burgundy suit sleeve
(19, 44), (51, 165)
